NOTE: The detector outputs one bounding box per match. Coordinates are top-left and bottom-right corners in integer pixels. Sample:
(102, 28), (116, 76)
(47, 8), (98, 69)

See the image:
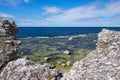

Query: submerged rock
(63, 50), (70, 55)
(0, 18), (21, 71)
(66, 61), (72, 66)
(61, 63), (66, 67)
(57, 61), (62, 65)
(44, 57), (50, 62)
(0, 58), (62, 80)
(62, 29), (120, 80)
(68, 37), (73, 41)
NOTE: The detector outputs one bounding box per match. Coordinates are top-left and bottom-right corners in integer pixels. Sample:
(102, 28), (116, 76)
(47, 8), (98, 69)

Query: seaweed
(18, 33), (97, 73)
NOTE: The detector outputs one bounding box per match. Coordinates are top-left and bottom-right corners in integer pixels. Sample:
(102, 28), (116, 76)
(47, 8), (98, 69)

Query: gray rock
(0, 18), (21, 71)
(43, 63), (55, 69)
(44, 57), (50, 62)
(0, 58), (62, 80)
(63, 50), (70, 55)
(66, 61), (72, 66)
(62, 29), (120, 80)
(68, 37), (73, 41)
(93, 39), (97, 43)
(61, 63), (66, 67)
(57, 61), (62, 65)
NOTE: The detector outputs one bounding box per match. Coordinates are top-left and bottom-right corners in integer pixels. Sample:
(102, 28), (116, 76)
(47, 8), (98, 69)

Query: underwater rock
(44, 57), (50, 62)
(0, 18), (21, 71)
(63, 50), (70, 55)
(61, 63), (66, 67)
(68, 37), (73, 41)
(66, 61), (72, 66)
(57, 61), (62, 65)
(93, 39), (97, 43)
(62, 29), (120, 80)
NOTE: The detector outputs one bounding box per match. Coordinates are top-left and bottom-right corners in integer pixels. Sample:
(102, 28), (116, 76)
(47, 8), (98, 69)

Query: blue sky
(0, 0), (120, 27)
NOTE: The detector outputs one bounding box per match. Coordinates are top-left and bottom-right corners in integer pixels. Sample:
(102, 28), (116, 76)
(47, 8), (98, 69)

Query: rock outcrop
(62, 29), (120, 80)
(0, 58), (62, 80)
(0, 18), (21, 71)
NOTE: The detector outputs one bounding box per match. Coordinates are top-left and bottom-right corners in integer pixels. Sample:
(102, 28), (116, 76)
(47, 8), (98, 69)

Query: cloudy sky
(0, 0), (120, 27)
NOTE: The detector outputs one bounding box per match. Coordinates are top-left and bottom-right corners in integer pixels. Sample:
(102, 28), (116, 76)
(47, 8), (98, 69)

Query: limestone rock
(44, 57), (50, 62)
(68, 37), (73, 41)
(0, 18), (21, 71)
(62, 29), (120, 80)
(61, 63), (66, 67)
(0, 58), (62, 80)
(63, 50), (70, 55)
(66, 61), (72, 66)
(43, 63), (55, 69)
(57, 61), (62, 65)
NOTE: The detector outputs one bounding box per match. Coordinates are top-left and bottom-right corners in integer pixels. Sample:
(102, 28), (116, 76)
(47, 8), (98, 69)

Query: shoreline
(17, 33), (97, 39)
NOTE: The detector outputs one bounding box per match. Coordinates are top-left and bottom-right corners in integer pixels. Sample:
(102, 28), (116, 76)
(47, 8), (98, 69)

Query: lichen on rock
(62, 29), (120, 80)
(0, 58), (62, 80)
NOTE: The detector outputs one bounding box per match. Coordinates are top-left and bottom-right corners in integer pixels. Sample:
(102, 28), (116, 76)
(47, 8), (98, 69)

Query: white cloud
(0, 12), (15, 18)
(0, 0), (21, 6)
(23, 0), (30, 3)
(1, 0), (120, 27)
(16, 18), (120, 27)
(44, 1), (120, 24)
(43, 7), (61, 15)
(0, 0), (30, 6)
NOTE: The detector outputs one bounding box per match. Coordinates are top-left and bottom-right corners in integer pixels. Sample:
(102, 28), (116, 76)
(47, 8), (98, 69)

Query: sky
(0, 0), (120, 27)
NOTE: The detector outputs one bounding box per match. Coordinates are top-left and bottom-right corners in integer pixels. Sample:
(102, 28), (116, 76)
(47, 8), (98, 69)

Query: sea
(16, 27), (120, 38)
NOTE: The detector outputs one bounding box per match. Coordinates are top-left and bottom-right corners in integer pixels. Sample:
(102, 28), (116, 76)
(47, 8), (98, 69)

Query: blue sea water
(16, 27), (120, 38)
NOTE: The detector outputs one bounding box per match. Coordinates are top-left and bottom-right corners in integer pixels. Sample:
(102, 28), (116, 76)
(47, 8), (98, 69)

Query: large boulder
(0, 18), (21, 71)
(0, 58), (62, 80)
(62, 29), (120, 80)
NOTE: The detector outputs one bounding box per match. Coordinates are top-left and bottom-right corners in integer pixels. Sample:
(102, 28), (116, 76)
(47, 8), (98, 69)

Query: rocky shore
(0, 18), (62, 80)
(0, 18), (120, 80)
(62, 29), (120, 80)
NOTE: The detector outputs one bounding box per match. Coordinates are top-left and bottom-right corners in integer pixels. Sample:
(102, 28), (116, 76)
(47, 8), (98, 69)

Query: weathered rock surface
(0, 58), (62, 80)
(0, 18), (21, 71)
(62, 29), (120, 80)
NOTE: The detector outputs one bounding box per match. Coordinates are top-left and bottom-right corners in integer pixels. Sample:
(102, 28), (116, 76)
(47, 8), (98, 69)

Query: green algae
(18, 34), (97, 73)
